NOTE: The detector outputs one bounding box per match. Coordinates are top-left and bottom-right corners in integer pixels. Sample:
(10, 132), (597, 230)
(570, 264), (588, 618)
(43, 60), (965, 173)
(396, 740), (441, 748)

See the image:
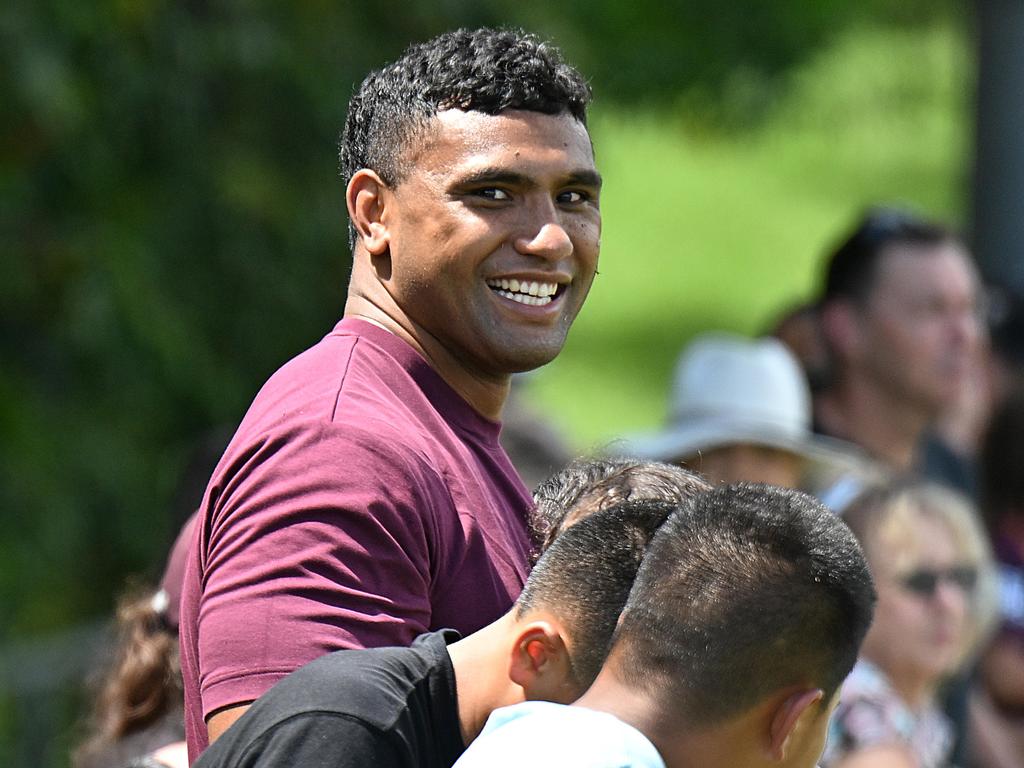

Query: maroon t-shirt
(180, 318), (532, 759)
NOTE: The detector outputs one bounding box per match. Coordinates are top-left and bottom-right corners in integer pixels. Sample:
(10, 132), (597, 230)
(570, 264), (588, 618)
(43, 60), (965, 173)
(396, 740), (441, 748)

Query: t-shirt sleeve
(197, 714), (403, 768)
(196, 423), (448, 717)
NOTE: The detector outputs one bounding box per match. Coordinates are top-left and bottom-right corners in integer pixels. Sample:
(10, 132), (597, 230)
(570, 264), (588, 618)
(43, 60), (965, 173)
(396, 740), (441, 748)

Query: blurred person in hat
(614, 332), (866, 493)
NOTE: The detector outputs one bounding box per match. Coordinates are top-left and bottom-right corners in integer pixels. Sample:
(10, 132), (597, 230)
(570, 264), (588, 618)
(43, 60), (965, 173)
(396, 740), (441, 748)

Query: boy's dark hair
(823, 207), (959, 305)
(531, 458), (710, 556)
(516, 499), (679, 690)
(612, 483), (876, 726)
(340, 27), (592, 247)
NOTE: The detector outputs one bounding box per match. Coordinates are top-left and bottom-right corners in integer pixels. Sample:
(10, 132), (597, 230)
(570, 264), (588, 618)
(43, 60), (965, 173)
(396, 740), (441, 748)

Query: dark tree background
(0, 1), (957, 764)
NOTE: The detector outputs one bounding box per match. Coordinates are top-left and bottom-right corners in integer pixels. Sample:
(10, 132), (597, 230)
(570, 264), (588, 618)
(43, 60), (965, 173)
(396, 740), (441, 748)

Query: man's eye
(558, 190), (588, 204)
(477, 188), (511, 201)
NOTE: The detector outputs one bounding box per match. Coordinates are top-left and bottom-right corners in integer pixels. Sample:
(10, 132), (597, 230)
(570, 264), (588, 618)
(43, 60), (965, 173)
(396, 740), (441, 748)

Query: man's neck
(446, 613), (522, 745)
(574, 662), (770, 768)
(816, 374), (931, 472)
(344, 296), (510, 421)
(573, 667), (688, 766)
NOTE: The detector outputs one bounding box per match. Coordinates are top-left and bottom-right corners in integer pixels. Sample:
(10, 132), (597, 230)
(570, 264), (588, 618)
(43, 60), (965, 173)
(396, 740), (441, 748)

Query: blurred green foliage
(0, 1), (965, 764)
(534, 21), (972, 448)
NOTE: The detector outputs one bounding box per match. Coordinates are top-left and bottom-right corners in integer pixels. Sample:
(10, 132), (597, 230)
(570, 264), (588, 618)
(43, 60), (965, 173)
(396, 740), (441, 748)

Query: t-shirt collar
(335, 317), (503, 444)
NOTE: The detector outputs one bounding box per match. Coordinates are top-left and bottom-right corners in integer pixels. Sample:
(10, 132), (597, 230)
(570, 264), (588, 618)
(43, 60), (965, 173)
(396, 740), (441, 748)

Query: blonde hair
(843, 480), (999, 663)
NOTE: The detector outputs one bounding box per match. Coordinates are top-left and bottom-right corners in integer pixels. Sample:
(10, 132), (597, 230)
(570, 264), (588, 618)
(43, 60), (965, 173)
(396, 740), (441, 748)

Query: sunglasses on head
(898, 566), (977, 597)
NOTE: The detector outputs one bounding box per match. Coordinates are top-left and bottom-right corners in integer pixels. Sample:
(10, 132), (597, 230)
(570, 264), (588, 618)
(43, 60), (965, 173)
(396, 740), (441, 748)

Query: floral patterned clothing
(821, 659), (954, 768)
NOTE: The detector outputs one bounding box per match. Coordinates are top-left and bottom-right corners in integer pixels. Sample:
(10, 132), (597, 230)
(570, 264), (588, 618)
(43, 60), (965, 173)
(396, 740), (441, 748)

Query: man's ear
(819, 300), (862, 363)
(346, 168), (390, 257)
(507, 621), (575, 702)
(767, 688), (823, 762)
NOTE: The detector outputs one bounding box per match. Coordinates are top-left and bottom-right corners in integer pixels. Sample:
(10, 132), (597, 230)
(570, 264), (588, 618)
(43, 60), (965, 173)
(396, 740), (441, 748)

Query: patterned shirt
(821, 659), (953, 768)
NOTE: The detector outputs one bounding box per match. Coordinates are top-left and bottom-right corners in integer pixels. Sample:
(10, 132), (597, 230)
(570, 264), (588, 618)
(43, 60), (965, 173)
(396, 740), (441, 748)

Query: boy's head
(607, 483), (875, 766)
(531, 458), (711, 555)
(512, 499), (678, 699)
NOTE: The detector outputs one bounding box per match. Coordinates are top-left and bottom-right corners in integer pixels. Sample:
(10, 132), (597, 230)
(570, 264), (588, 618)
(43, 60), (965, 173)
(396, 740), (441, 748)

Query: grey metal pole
(972, 0), (1024, 294)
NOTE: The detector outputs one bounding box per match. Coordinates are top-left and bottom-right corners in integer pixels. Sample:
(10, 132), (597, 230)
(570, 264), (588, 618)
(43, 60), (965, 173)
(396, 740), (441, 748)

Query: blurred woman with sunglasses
(820, 482), (997, 768)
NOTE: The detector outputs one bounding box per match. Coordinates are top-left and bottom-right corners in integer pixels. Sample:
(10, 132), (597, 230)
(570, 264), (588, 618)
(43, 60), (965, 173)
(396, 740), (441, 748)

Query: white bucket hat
(615, 333), (850, 467)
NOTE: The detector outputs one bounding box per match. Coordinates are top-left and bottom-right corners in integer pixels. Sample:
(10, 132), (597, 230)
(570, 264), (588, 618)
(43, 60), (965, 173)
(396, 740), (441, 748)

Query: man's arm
(194, 429), (441, 736)
(208, 704), (251, 744)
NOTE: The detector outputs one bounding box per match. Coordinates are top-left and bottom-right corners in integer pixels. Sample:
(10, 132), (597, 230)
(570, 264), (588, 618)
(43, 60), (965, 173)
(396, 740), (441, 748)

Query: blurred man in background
(815, 208), (984, 476)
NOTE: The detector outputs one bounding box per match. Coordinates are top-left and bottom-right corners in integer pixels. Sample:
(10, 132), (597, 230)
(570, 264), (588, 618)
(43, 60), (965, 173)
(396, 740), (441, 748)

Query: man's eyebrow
(564, 169), (603, 189)
(452, 167), (603, 190)
(453, 168), (533, 188)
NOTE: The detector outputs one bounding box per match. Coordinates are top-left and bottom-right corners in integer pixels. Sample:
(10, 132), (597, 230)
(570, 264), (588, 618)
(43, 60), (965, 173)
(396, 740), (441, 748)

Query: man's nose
(514, 222), (573, 260)
(948, 303), (982, 348)
(513, 201), (573, 260)
(942, 313), (974, 356)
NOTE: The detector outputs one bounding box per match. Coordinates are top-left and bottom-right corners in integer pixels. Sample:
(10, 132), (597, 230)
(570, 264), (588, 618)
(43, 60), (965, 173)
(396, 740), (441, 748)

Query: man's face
(853, 242), (981, 416)
(684, 443), (804, 488)
(379, 109), (601, 379)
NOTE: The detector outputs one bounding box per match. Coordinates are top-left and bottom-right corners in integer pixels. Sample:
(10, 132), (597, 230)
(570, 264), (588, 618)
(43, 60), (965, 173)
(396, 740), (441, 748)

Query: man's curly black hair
(339, 27), (592, 247)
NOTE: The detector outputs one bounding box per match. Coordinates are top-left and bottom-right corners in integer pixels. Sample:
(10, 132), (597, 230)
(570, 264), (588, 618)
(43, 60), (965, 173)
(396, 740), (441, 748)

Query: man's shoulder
(242, 319), (457, 446)
(247, 320), (402, 418)
(214, 323), (447, 486)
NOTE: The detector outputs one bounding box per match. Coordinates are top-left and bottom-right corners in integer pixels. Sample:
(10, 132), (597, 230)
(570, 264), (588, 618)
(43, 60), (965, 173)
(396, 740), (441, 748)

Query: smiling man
(178, 28), (601, 761)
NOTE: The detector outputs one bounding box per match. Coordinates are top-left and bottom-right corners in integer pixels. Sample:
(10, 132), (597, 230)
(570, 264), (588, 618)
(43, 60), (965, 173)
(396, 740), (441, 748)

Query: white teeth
(486, 279), (560, 305)
(492, 289), (553, 306)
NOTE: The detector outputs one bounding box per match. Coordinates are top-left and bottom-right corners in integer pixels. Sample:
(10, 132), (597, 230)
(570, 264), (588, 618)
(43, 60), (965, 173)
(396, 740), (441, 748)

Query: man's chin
(488, 338), (566, 375)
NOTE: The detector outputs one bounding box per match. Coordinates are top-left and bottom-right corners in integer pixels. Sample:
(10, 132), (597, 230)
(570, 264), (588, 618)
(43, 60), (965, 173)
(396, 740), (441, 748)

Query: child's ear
(507, 621), (577, 703)
(767, 688), (824, 762)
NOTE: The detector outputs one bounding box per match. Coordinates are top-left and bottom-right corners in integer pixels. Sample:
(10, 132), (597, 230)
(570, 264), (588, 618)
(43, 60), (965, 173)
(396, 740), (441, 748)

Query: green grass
(527, 21), (973, 450)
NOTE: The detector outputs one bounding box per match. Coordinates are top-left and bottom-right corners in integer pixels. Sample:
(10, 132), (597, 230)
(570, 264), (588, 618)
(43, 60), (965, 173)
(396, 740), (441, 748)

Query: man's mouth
(485, 278), (563, 307)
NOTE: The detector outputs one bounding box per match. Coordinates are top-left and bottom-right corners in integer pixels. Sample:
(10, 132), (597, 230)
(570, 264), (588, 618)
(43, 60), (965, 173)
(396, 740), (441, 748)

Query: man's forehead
(408, 108), (596, 172)
(871, 241), (978, 295)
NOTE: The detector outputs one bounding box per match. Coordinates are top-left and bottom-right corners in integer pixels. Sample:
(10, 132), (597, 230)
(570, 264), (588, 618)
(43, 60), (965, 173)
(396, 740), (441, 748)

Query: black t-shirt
(193, 630), (464, 768)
